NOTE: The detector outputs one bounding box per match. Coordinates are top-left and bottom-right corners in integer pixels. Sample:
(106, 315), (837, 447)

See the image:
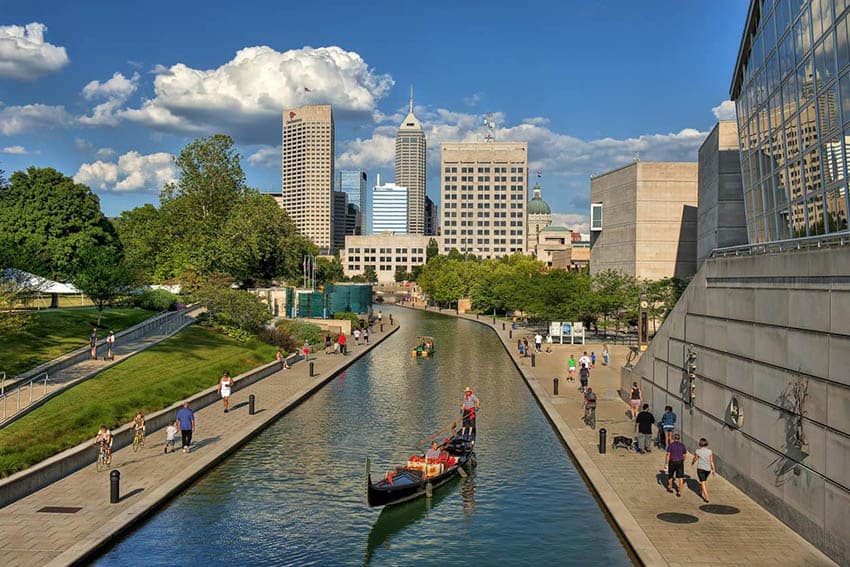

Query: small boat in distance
(366, 433), (476, 507)
(412, 336), (435, 357)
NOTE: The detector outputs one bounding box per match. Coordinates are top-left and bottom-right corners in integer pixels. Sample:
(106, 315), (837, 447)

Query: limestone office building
(626, 1), (850, 563)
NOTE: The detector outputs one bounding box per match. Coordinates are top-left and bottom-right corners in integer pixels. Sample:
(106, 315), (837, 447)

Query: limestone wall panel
(787, 329), (828, 379)
(826, 383), (850, 433)
(754, 288), (789, 326)
(725, 320), (754, 359)
(829, 290), (850, 335)
(725, 356), (754, 397)
(726, 287), (755, 322)
(753, 324), (789, 368)
(827, 335), (850, 387)
(789, 290), (830, 332)
(824, 430), (850, 490)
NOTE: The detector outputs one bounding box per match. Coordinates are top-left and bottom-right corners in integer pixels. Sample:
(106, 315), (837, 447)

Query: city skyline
(0, 1), (748, 229)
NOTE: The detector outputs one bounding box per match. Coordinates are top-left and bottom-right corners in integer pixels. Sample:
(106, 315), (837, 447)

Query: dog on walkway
(611, 435), (637, 451)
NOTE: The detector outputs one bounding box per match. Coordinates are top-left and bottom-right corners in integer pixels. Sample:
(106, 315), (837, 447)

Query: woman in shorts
(628, 381), (643, 419)
(218, 371), (234, 413)
(692, 438), (716, 502)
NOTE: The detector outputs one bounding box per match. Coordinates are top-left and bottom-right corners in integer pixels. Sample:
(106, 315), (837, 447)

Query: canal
(96, 307), (631, 566)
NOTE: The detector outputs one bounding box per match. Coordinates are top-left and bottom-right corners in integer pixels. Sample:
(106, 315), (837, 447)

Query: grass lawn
(0, 307), (155, 377)
(0, 325), (277, 477)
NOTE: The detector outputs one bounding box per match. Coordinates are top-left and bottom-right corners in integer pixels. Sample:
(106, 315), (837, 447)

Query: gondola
(411, 336), (435, 357)
(366, 432), (476, 507)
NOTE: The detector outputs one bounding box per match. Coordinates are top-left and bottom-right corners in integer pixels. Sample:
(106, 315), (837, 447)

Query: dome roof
(528, 182), (551, 215)
(541, 225), (569, 232)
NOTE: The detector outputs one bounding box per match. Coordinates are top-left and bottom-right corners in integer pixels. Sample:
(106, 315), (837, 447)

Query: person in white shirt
(353, 328), (361, 345)
(165, 420), (178, 454)
(579, 351), (591, 369)
(534, 333), (543, 353)
(218, 371), (234, 413)
(692, 438), (717, 503)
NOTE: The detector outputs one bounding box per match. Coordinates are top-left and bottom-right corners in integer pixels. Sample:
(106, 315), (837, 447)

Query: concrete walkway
(0, 311), (197, 427)
(409, 305), (835, 567)
(0, 321), (399, 567)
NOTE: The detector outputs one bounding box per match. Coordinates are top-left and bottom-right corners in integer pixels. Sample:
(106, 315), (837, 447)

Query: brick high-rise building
(440, 142), (528, 257)
(395, 86), (426, 235)
(281, 105), (334, 252)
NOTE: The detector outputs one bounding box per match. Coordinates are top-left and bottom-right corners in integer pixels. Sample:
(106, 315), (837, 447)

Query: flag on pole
(537, 169), (543, 178)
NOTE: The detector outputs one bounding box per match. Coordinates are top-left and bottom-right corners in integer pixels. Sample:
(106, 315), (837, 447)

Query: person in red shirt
(338, 332), (347, 355)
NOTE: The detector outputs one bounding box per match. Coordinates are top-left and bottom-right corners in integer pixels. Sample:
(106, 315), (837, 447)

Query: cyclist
(583, 387), (598, 426)
(133, 411), (146, 447)
(94, 425), (113, 463)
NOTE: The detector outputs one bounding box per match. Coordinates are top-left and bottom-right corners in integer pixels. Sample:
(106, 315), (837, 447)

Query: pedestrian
(363, 327), (369, 345)
(661, 405), (677, 447)
(164, 420), (178, 454)
(276, 346), (284, 367)
(602, 343), (610, 366)
(522, 337), (529, 357)
(634, 404), (655, 453)
(217, 370), (234, 413)
(353, 328), (361, 345)
(324, 334), (332, 354)
(579, 363), (590, 393)
(518, 340), (525, 357)
(176, 401), (195, 453)
(338, 332), (346, 355)
(377, 311), (383, 323)
(579, 351), (591, 370)
(628, 381), (643, 419)
(534, 332), (543, 353)
(90, 327), (98, 360)
(665, 433), (687, 497)
(590, 351), (596, 368)
(692, 438), (716, 502)
(568, 354), (577, 382)
(105, 330), (115, 361)
(302, 340), (311, 360)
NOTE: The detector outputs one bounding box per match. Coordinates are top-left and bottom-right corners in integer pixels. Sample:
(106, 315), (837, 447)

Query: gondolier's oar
(416, 419), (459, 447)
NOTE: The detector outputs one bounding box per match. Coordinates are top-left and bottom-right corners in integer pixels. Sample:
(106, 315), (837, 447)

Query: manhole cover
(657, 512), (699, 524)
(700, 504), (740, 515)
(38, 506), (82, 514)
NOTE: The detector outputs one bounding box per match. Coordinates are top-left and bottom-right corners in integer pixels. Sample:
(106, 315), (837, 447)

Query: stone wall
(622, 245), (850, 565)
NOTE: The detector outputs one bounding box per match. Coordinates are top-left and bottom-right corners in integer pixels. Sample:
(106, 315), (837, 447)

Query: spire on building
(409, 84), (414, 114)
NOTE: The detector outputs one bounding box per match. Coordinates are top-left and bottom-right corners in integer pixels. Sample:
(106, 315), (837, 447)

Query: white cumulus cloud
(74, 151), (176, 193)
(119, 45), (393, 144)
(0, 23), (69, 80)
(712, 100), (737, 121)
(94, 147), (115, 160)
(0, 103), (72, 135)
(551, 213), (590, 234)
(247, 145), (280, 168)
(1, 145), (28, 154)
(79, 72), (140, 126)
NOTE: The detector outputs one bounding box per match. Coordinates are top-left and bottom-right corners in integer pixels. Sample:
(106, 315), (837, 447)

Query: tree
(394, 267), (412, 282)
(0, 167), (120, 280)
(196, 285), (271, 332)
(426, 238), (439, 262)
(73, 245), (133, 325)
(114, 204), (163, 283)
(316, 256), (345, 286)
(363, 266), (378, 283)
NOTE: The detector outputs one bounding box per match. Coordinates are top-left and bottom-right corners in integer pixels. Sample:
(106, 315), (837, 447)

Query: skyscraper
(424, 195), (438, 236)
(440, 142), (528, 257)
(281, 105), (334, 253)
(395, 86), (426, 235)
(372, 175), (409, 234)
(331, 190), (348, 252)
(336, 170), (366, 235)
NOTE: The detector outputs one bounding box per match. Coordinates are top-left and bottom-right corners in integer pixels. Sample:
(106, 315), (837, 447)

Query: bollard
(492, 317), (496, 324)
(502, 322), (506, 330)
(380, 323), (384, 332)
(553, 377), (559, 396)
(390, 314), (393, 325)
(110, 470), (120, 503)
(309, 361), (315, 377)
(531, 352), (536, 368)
(599, 428), (607, 454)
(476, 314), (479, 320)
(509, 330), (512, 339)
(249, 394), (255, 415)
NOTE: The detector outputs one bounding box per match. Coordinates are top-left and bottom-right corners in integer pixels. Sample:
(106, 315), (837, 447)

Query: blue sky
(0, 0), (749, 230)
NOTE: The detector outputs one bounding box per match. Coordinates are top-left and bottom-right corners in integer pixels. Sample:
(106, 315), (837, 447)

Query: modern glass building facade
(336, 170), (366, 235)
(372, 183), (408, 234)
(731, 0), (850, 243)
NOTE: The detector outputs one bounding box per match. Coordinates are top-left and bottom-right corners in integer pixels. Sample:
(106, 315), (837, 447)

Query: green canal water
(96, 307), (632, 566)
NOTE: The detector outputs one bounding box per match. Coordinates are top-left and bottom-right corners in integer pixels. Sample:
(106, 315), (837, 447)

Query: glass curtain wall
(735, 0), (850, 243)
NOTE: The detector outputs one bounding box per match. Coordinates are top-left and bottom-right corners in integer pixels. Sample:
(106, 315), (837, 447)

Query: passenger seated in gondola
(425, 441), (441, 461)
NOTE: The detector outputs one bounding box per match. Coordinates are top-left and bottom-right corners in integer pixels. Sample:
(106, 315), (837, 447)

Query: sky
(0, 0), (749, 232)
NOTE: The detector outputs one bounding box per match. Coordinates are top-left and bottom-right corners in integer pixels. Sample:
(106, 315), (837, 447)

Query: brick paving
(0, 321), (398, 567)
(429, 307), (835, 567)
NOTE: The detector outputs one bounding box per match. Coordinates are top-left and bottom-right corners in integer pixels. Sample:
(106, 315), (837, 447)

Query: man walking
(176, 401), (195, 453)
(665, 433), (687, 496)
(634, 404), (655, 453)
(90, 327), (98, 360)
(338, 332), (347, 355)
(534, 333), (543, 353)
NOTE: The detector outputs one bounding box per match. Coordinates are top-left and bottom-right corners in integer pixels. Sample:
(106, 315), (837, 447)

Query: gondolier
(461, 387), (480, 430)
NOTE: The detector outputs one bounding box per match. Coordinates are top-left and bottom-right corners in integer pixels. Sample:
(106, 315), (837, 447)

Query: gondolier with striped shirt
(460, 387), (481, 438)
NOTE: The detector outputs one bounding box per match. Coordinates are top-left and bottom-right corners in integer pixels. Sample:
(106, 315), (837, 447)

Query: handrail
(0, 373), (47, 421)
(711, 231), (850, 258)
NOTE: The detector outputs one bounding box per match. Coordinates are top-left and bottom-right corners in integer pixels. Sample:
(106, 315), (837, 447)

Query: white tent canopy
(2, 268), (82, 294)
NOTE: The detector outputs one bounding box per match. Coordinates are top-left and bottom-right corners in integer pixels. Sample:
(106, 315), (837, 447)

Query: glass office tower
(337, 170), (366, 235)
(731, 0), (850, 243)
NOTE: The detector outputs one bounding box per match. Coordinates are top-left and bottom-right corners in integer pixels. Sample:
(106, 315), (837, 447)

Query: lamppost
(638, 294), (649, 352)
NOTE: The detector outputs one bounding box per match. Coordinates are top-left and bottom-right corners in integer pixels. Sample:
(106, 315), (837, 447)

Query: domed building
(527, 182), (552, 252)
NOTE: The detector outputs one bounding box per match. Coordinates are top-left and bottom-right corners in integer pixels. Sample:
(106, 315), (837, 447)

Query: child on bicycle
(133, 412), (146, 446)
(583, 387), (597, 424)
(94, 425), (113, 461)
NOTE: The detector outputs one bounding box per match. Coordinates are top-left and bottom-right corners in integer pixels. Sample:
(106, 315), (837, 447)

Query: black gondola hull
(367, 452), (473, 507)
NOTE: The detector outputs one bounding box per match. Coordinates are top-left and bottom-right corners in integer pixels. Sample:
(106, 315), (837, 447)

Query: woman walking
(628, 381), (642, 419)
(692, 438), (716, 502)
(217, 371), (234, 413)
(601, 343), (610, 366)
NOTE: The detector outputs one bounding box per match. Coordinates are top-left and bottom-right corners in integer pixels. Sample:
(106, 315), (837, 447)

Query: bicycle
(96, 442), (112, 472)
(583, 406), (597, 429)
(132, 428), (145, 452)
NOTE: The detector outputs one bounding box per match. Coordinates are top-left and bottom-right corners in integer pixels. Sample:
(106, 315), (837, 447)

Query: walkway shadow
(121, 487), (144, 501)
(192, 436), (221, 450)
(231, 401), (249, 411)
(685, 478), (702, 498)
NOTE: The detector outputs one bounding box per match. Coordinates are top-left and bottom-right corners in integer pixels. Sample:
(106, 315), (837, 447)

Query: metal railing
(1, 373), (48, 420)
(711, 230), (850, 258)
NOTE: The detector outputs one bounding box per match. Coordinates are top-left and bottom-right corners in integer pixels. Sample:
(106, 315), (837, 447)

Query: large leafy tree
(73, 245), (133, 325)
(0, 167), (119, 279)
(114, 204), (163, 283)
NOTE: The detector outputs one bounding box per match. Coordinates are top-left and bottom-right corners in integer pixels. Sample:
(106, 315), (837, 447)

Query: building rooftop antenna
(484, 113), (496, 142)
(409, 84), (414, 114)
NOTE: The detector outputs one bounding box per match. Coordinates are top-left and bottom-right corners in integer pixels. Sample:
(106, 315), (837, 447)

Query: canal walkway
(406, 304), (835, 567)
(0, 321), (399, 567)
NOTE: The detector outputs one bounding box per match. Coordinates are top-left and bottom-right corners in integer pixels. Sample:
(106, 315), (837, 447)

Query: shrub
(133, 289), (178, 312)
(197, 286), (270, 332)
(275, 320), (324, 345)
(333, 311), (361, 325)
(257, 327), (297, 351)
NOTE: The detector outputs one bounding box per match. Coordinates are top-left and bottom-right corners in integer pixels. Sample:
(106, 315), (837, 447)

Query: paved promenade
(409, 305), (835, 567)
(0, 321), (398, 567)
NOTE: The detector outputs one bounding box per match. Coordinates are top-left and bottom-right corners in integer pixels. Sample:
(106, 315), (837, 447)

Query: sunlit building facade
(731, 0), (850, 242)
